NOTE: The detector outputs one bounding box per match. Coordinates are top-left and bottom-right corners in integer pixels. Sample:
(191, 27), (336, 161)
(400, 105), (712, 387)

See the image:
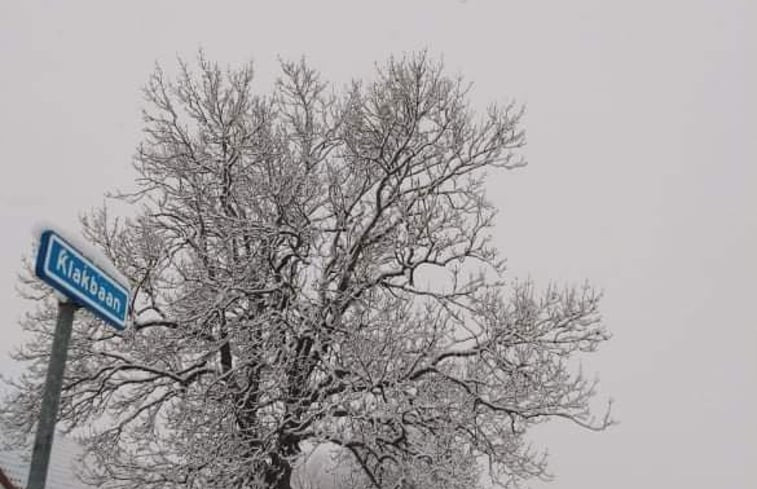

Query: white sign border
(42, 232), (130, 328)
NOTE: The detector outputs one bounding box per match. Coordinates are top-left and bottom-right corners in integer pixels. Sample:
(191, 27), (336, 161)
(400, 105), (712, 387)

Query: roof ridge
(0, 433), (84, 489)
(0, 467), (20, 489)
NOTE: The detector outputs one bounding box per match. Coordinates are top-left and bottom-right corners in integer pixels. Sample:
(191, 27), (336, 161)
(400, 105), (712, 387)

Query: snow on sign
(35, 229), (130, 330)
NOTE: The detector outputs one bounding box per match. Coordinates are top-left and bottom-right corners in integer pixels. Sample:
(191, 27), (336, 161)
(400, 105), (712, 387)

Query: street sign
(28, 229), (131, 489)
(35, 229), (130, 330)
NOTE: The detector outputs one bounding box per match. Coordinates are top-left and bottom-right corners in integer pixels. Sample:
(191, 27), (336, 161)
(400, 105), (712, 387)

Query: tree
(1, 52), (611, 489)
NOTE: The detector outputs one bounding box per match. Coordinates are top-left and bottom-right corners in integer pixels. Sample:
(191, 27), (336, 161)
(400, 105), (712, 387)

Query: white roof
(0, 434), (83, 489)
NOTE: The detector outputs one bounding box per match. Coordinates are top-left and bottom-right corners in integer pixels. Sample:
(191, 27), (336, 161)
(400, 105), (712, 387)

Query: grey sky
(1, 1), (754, 487)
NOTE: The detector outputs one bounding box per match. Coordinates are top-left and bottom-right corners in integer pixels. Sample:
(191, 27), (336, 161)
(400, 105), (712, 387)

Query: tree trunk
(265, 453), (294, 489)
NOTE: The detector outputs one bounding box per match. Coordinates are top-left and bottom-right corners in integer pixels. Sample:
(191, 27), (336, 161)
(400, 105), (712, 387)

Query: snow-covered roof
(0, 434), (83, 489)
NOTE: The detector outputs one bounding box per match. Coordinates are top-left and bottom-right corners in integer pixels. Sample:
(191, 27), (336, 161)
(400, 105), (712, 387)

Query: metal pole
(27, 300), (77, 489)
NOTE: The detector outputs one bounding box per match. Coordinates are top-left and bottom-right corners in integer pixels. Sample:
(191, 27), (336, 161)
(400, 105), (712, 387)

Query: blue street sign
(35, 230), (130, 330)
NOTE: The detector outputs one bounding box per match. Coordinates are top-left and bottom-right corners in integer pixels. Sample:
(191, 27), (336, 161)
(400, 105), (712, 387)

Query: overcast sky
(1, 1), (754, 487)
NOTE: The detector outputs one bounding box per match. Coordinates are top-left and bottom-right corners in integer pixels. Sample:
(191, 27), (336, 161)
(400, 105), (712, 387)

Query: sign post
(27, 301), (77, 489)
(28, 229), (130, 489)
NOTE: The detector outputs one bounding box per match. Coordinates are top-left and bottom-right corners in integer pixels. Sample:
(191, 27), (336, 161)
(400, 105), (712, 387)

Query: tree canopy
(2, 52), (611, 489)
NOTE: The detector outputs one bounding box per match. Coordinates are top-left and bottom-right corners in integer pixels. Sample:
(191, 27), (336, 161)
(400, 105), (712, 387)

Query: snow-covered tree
(2, 52), (611, 489)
